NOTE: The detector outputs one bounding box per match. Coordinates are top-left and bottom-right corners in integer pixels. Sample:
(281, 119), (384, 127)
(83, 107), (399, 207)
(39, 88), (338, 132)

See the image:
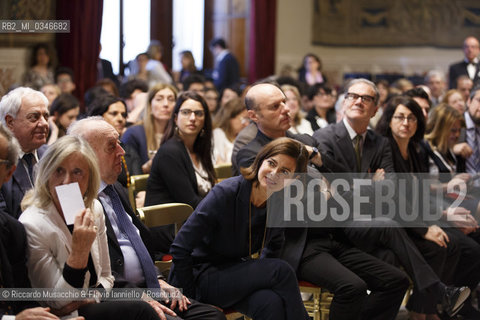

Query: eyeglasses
(392, 115), (417, 123)
(345, 93), (376, 103)
(0, 159), (11, 166)
(179, 109), (205, 118)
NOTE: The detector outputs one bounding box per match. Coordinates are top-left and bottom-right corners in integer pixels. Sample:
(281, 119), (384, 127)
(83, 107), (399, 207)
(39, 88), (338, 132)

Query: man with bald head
(233, 82), (325, 174)
(0, 87), (49, 218)
(68, 117), (225, 320)
(449, 36), (480, 89)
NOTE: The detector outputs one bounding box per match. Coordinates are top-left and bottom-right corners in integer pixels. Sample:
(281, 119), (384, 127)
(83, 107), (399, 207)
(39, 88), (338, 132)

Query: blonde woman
(122, 83), (178, 173)
(19, 136), (158, 319)
(281, 85), (313, 135)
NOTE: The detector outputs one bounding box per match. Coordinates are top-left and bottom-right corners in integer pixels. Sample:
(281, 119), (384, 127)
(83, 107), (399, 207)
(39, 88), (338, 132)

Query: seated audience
(169, 138), (310, 320)
(119, 79), (149, 124)
(145, 91), (215, 208)
(0, 123), (81, 319)
(375, 96), (474, 319)
(281, 84), (313, 135)
(68, 118), (226, 320)
(88, 94), (142, 188)
(95, 78), (119, 97)
(47, 93), (80, 145)
(305, 83), (337, 131)
(19, 136), (160, 319)
(405, 87), (432, 120)
(0, 87), (49, 219)
(298, 53), (326, 86)
(176, 50), (199, 84)
(456, 75), (474, 103)
(55, 67), (77, 95)
(204, 87), (219, 115)
(182, 74), (206, 96)
(122, 83), (178, 173)
(219, 84), (242, 110)
(40, 83), (61, 109)
(212, 97), (248, 165)
(442, 89), (466, 114)
(22, 43), (55, 90)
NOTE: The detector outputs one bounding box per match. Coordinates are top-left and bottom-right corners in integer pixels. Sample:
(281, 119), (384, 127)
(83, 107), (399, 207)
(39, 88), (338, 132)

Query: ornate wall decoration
(312, 0), (480, 47)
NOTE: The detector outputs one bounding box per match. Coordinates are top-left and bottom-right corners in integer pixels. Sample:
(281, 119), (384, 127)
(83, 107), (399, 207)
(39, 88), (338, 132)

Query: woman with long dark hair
(170, 138), (310, 320)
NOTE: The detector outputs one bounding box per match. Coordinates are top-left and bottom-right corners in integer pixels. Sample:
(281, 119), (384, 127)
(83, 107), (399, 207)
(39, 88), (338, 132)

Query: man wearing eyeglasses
(0, 87), (49, 219)
(313, 78), (472, 318)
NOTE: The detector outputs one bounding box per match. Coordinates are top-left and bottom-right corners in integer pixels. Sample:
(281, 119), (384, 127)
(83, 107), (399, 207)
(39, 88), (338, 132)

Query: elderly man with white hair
(0, 87), (49, 218)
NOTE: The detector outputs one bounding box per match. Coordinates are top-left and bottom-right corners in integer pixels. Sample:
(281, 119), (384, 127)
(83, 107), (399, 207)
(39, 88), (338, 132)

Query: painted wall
(275, 0), (464, 87)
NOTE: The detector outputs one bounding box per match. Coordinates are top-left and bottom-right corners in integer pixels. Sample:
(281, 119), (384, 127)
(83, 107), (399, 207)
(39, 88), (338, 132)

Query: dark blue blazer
(169, 175), (284, 298)
(214, 52), (240, 92)
(0, 145), (47, 219)
(122, 125), (149, 165)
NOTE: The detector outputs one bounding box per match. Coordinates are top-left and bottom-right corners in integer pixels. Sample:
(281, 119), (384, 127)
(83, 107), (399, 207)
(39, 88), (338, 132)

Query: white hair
(0, 87), (48, 126)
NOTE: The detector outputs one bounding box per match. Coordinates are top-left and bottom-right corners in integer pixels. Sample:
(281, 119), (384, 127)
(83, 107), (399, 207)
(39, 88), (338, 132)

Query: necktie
(103, 185), (160, 289)
(23, 153), (34, 181)
(354, 135), (362, 170)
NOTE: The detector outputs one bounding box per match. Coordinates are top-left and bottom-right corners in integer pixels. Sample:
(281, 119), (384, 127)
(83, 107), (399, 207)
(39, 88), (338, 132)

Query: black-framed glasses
(179, 109), (205, 118)
(345, 92), (375, 103)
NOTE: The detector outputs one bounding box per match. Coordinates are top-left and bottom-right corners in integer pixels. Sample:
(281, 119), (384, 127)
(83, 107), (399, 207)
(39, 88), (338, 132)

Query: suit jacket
(101, 182), (157, 284)
(214, 52), (240, 92)
(0, 211), (33, 314)
(121, 125), (149, 165)
(0, 145), (47, 219)
(448, 60), (480, 88)
(145, 137), (202, 208)
(169, 175), (284, 298)
(19, 200), (114, 309)
(313, 121), (394, 174)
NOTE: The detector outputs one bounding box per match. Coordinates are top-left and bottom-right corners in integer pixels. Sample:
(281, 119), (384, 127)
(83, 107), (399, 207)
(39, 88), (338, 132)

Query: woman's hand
(453, 142), (473, 159)
(67, 209), (98, 269)
(423, 225), (449, 247)
(372, 168), (385, 181)
(142, 159), (153, 174)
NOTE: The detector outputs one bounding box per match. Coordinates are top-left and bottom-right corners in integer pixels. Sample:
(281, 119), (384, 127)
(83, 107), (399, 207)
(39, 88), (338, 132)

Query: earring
(199, 128), (205, 137)
(175, 126), (179, 135)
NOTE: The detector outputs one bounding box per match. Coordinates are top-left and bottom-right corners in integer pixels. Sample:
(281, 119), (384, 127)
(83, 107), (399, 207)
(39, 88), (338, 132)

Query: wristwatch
(309, 147), (319, 160)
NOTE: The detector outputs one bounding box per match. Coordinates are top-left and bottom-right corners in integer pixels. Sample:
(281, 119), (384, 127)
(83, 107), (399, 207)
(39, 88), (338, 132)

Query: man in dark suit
(0, 87), (49, 219)
(209, 38), (240, 93)
(236, 82), (411, 320)
(69, 117), (225, 320)
(449, 36), (480, 89)
(313, 78), (471, 317)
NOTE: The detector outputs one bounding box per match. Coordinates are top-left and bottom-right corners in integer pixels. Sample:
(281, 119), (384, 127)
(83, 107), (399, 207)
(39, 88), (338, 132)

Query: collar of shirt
(216, 49), (229, 63)
(18, 149), (39, 162)
(343, 118), (366, 141)
(465, 57), (479, 64)
(465, 111), (476, 130)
